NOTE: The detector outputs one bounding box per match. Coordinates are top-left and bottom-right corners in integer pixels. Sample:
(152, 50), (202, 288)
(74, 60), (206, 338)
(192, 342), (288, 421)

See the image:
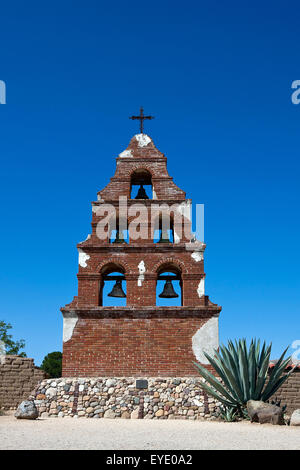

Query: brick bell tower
(61, 112), (221, 377)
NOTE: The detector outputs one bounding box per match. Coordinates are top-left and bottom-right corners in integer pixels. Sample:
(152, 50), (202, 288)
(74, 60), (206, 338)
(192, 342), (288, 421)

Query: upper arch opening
(156, 263), (182, 307)
(100, 263), (126, 307)
(130, 169), (153, 199)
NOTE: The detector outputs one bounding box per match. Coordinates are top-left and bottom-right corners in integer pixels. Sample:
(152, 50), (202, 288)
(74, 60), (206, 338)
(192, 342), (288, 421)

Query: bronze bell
(159, 279), (178, 298)
(158, 229), (170, 243)
(135, 184), (149, 199)
(112, 229), (125, 244)
(107, 279), (126, 298)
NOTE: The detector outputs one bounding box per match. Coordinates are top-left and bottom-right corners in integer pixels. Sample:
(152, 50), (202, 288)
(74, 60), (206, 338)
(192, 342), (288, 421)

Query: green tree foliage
(0, 320), (26, 357)
(40, 351), (62, 378)
(194, 338), (294, 409)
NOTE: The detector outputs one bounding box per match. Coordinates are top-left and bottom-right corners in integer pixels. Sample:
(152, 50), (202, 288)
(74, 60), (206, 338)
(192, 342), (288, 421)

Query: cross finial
(129, 107), (154, 134)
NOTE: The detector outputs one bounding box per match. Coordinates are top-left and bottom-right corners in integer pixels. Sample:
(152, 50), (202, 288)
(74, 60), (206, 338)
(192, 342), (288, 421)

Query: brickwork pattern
(62, 311), (217, 377)
(272, 369), (300, 414)
(61, 134), (221, 376)
(0, 355), (47, 409)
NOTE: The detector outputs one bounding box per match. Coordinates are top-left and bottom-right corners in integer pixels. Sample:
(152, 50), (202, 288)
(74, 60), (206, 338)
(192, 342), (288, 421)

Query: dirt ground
(0, 413), (299, 450)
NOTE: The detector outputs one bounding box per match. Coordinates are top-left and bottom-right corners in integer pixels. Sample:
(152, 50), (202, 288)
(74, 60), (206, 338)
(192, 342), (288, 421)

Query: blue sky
(0, 1), (300, 365)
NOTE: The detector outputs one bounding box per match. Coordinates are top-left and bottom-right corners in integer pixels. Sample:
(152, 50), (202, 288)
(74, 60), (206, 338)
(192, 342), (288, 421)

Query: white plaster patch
(135, 134), (151, 147)
(119, 149), (133, 158)
(191, 251), (204, 262)
(63, 313), (78, 343)
(138, 260), (146, 286)
(197, 278), (205, 297)
(192, 317), (219, 364)
(78, 248), (90, 268)
(185, 240), (206, 252)
(174, 230), (180, 244)
(177, 201), (192, 221)
(152, 188), (157, 200)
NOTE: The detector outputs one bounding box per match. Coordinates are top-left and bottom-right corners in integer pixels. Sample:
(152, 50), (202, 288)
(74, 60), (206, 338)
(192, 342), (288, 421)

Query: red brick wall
(61, 134), (221, 377)
(62, 308), (218, 377)
(75, 253), (206, 308)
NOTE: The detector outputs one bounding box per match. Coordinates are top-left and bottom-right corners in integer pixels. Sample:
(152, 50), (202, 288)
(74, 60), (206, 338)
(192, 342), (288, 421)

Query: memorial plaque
(136, 379), (148, 389)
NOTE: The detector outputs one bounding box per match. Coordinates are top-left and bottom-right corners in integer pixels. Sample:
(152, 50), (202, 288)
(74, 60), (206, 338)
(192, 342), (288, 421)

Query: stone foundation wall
(33, 377), (220, 419)
(0, 355), (47, 409)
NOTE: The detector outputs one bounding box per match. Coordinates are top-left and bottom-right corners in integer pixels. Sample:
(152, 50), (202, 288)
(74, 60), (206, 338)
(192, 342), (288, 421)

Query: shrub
(40, 351), (62, 378)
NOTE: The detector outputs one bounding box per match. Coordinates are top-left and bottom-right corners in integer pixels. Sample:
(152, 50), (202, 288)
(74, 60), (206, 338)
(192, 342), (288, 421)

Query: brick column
(126, 274), (156, 306)
(77, 273), (101, 306)
(182, 274), (206, 306)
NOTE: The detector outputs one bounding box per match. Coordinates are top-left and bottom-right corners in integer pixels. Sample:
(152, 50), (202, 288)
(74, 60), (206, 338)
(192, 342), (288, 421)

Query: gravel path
(0, 414), (299, 450)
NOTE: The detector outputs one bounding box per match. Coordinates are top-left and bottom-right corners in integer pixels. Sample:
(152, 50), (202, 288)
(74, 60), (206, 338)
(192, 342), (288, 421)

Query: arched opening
(156, 264), (182, 306)
(130, 169), (153, 199)
(153, 214), (174, 244)
(109, 215), (129, 244)
(100, 264), (126, 306)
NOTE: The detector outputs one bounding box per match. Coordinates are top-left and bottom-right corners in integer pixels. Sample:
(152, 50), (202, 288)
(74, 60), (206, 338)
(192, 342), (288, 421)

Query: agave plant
(193, 339), (294, 409)
(218, 405), (239, 422)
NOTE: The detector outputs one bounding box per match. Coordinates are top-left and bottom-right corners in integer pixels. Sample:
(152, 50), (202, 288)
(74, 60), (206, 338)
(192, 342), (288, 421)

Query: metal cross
(129, 107), (154, 134)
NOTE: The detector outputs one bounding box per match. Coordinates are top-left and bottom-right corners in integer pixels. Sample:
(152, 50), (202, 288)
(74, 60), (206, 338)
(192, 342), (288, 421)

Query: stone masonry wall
(32, 370), (300, 419)
(33, 377), (220, 420)
(0, 355), (47, 409)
